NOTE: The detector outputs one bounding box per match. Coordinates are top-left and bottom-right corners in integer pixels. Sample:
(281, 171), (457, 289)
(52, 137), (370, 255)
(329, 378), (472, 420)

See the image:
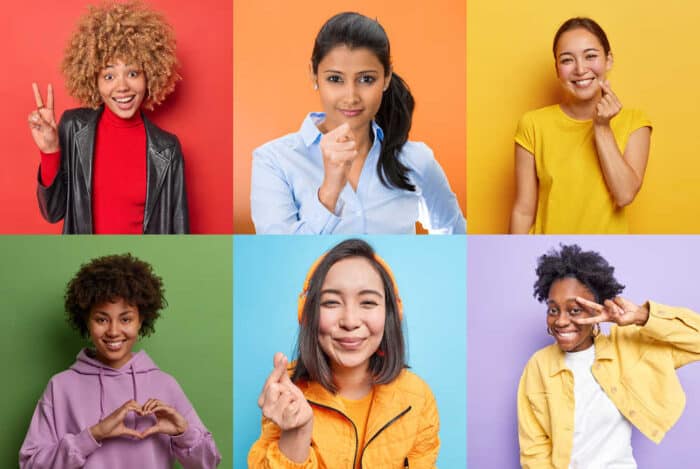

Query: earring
(313, 83), (319, 90)
(592, 323), (600, 337)
(546, 326), (554, 336)
(376, 348), (385, 357)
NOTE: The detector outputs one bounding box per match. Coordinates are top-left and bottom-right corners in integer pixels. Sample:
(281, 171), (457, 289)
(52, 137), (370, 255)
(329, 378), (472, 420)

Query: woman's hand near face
(28, 83), (60, 154)
(573, 296), (650, 327)
(318, 123), (357, 213)
(140, 398), (189, 438)
(258, 352), (313, 463)
(594, 80), (622, 127)
(89, 399), (144, 442)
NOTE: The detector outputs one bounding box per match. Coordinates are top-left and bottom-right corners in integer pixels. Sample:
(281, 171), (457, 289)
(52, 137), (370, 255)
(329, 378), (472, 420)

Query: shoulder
(398, 141), (438, 173)
(143, 115), (181, 151)
(390, 369), (436, 402)
(58, 107), (99, 131)
(253, 132), (307, 163)
(521, 344), (559, 379)
(615, 107), (652, 127)
(518, 105), (560, 126)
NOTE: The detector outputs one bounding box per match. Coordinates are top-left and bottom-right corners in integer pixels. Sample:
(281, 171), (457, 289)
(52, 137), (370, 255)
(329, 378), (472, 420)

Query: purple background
(467, 235), (700, 468)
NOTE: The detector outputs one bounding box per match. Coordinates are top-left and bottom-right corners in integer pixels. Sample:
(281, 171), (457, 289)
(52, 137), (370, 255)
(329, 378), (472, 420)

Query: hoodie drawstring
(130, 363), (138, 402)
(98, 368), (105, 420)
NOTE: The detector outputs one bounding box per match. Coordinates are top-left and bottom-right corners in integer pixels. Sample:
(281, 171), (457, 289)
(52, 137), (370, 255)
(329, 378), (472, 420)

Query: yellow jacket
(248, 369), (440, 468)
(518, 301), (700, 469)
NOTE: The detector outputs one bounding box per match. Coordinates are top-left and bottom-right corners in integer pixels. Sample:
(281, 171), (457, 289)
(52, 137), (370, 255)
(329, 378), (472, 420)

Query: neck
(560, 92), (601, 120)
(333, 364), (373, 399)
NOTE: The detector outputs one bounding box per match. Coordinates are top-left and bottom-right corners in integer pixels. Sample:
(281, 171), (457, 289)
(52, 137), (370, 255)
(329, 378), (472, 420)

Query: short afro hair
(65, 253), (166, 337)
(533, 244), (625, 303)
(62, 1), (180, 110)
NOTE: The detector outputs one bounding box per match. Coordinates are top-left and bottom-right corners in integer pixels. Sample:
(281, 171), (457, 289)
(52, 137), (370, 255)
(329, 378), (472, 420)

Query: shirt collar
(548, 334), (615, 377)
(299, 112), (384, 148)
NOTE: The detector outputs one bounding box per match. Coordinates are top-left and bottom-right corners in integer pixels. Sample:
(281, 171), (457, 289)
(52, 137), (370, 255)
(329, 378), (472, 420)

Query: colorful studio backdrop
(233, 235), (467, 467)
(0, 236), (232, 467)
(1, 0), (232, 234)
(467, 0), (700, 233)
(233, 0), (466, 233)
(467, 235), (700, 467)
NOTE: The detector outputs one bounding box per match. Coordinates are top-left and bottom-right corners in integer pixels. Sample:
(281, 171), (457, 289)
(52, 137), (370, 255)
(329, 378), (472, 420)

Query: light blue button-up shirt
(251, 113), (466, 234)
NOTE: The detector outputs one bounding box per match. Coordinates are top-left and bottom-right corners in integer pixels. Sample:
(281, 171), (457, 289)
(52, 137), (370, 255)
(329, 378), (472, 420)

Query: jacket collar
(74, 107), (176, 232)
(300, 370), (414, 437)
(547, 333), (616, 377)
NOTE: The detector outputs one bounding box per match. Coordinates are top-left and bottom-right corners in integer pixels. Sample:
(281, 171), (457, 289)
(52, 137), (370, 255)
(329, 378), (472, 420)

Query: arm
(250, 148), (341, 234)
(170, 407), (221, 469)
(593, 81), (651, 208)
(509, 144), (537, 234)
(248, 417), (321, 469)
(517, 368), (555, 469)
(20, 388), (101, 469)
(170, 139), (190, 234)
(415, 145), (466, 234)
(405, 385), (440, 468)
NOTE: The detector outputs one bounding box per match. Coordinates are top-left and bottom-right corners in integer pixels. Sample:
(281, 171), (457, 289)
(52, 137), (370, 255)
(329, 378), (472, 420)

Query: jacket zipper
(360, 406), (412, 469)
(307, 400), (360, 469)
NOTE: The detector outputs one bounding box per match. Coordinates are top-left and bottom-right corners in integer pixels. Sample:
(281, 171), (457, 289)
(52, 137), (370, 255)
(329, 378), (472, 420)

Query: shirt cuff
(304, 191), (343, 234)
(267, 440), (315, 468)
(172, 426), (201, 449)
(39, 150), (61, 187)
(76, 427), (101, 457)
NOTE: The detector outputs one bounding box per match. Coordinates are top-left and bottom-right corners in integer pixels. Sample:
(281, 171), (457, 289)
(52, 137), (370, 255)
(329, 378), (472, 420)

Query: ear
(308, 61), (318, 90)
(383, 68), (393, 92)
(606, 52), (614, 72)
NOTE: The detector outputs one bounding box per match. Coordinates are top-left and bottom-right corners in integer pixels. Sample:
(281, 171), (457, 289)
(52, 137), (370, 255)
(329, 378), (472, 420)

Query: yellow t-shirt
(514, 105), (652, 234)
(340, 389), (374, 469)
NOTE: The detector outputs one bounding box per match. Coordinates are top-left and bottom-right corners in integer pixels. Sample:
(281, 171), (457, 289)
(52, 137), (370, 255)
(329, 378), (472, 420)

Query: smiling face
(313, 45), (390, 135)
(97, 58), (147, 119)
(555, 28), (612, 103)
(546, 277), (596, 352)
(317, 257), (386, 375)
(87, 297), (142, 369)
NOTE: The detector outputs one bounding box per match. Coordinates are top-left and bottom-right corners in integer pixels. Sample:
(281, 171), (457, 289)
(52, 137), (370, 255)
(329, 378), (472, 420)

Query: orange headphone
(297, 253), (403, 323)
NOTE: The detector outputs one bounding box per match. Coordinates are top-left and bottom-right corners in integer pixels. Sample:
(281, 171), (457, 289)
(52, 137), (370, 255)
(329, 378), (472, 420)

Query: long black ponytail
(311, 12), (416, 192)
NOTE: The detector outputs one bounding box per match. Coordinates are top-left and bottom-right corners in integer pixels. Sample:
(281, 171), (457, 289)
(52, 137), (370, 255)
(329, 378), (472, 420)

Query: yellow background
(467, 0), (700, 233)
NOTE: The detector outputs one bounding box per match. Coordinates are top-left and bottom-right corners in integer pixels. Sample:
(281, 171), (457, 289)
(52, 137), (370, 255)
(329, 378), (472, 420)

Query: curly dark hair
(533, 244), (625, 303)
(65, 253), (166, 337)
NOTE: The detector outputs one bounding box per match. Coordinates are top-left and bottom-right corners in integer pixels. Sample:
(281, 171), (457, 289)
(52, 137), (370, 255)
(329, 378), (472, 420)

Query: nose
(106, 320), (120, 336)
(114, 74), (129, 91)
(343, 82), (360, 104)
(338, 304), (361, 330)
(575, 59), (586, 75)
(553, 311), (571, 328)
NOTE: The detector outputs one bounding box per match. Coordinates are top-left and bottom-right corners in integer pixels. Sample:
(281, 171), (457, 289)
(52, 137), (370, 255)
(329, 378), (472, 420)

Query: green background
(1, 236), (232, 468)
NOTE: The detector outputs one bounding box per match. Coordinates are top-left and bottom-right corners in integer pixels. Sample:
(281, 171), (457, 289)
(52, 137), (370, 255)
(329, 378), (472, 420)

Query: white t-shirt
(565, 345), (636, 469)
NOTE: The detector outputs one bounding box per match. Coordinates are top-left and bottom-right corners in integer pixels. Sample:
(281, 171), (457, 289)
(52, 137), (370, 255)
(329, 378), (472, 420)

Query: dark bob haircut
(311, 12), (416, 193)
(291, 239), (406, 392)
(552, 17), (611, 58)
(533, 244), (625, 304)
(64, 253), (166, 338)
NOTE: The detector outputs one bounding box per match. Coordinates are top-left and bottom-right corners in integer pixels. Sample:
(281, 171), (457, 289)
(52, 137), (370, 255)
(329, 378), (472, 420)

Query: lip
(103, 339), (126, 351)
(571, 78), (596, 89)
(112, 95), (137, 111)
(333, 337), (366, 350)
(338, 109), (363, 117)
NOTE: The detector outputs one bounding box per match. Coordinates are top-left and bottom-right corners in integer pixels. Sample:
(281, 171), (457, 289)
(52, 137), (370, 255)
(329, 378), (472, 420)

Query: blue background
(233, 235), (467, 467)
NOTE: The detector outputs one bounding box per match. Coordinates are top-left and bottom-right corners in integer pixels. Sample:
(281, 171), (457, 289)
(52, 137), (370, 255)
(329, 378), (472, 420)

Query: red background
(0, 0), (232, 233)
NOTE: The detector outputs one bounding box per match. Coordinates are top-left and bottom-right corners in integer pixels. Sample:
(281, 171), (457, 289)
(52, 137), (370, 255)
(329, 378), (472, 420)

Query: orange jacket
(248, 369), (440, 468)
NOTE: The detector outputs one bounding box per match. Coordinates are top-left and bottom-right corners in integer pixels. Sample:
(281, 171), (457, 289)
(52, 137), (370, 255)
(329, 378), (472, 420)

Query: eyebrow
(321, 69), (380, 75)
(321, 288), (383, 297)
(558, 48), (600, 58)
(546, 298), (579, 304)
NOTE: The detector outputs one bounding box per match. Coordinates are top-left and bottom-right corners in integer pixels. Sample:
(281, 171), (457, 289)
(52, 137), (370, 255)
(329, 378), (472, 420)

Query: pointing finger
(575, 296), (604, 312)
(570, 313), (605, 326)
(47, 83), (54, 110)
(32, 83), (44, 109)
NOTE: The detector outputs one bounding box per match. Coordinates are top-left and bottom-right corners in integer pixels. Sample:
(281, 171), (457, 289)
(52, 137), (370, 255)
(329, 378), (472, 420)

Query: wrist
(89, 424), (104, 442)
(318, 183), (341, 213)
(279, 420), (313, 463)
(636, 305), (650, 326)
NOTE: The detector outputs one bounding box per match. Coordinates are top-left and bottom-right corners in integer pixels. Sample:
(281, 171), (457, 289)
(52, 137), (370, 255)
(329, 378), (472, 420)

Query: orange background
(233, 0), (466, 233)
(1, 0), (232, 233)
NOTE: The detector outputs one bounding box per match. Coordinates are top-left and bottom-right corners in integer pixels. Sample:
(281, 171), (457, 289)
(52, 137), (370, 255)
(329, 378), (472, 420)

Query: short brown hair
(553, 17), (611, 58)
(62, 1), (180, 110)
(291, 239), (406, 393)
(64, 253), (166, 337)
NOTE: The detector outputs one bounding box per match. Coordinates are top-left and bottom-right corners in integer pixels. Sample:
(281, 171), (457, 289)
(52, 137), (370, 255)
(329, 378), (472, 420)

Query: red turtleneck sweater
(39, 106), (147, 234)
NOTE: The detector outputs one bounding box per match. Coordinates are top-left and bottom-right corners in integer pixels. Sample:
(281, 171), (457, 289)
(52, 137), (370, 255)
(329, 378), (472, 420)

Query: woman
(518, 244), (700, 468)
(248, 239), (440, 467)
(28, 2), (188, 234)
(20, 254), (220, 468)
(510, 18), (652, 234)
(250, 12), (465, 235)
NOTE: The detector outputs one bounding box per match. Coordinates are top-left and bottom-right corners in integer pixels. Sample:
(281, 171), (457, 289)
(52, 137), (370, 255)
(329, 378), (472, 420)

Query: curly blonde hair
(62, 1), (180, 110)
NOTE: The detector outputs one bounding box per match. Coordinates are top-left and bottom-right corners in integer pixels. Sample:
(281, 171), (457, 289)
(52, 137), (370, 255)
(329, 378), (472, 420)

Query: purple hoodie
(20, 349), (221, 468)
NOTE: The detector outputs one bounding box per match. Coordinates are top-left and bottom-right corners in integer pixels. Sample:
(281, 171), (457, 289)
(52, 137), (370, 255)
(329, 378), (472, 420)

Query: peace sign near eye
(27, 83), (59, 154)
(572, 296), (650, 327)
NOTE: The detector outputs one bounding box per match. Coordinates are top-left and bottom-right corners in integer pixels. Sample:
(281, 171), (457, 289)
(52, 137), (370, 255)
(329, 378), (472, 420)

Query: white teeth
(104, 340), (124, 350)
(574, 79), (593, 86)
(114, 96), (134, 103)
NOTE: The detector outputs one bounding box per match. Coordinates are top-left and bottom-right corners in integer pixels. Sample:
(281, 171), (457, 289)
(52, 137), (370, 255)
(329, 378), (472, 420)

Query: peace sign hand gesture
(594, 80), (622, 127)
(573, 296), (650, 327)
(28, 83), (59, 153)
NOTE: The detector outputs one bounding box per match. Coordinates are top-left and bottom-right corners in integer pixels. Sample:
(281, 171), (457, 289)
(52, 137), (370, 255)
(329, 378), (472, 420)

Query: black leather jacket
(36, 107), (190, 234)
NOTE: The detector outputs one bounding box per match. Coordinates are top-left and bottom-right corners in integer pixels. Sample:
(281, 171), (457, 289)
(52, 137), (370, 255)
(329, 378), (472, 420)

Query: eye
(358, 75), (376, 85)
(321, 299), (340, 308)
(546, 307), (559, 316)
(560, 58), (573, 65)
(361, 300), (379, 308)
(128, 70), (140, 78)
(121, 317), (132, 323)
(103, 73), (113, 81)
(326, 75), (343, 84)
(569, 307), (583, 316)
(94, 317), (107, 324)
(585, 54), (598, 60)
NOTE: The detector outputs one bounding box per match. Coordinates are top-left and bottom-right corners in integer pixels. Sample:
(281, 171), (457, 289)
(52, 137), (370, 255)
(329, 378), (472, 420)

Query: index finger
(570, 313), (606, 326)
(327, 122), (351, 139)
(47, 84), (54, 110)
(32, 83), (44, 108)
(267, 353), (288, 385)
(574, 296), (604, 312)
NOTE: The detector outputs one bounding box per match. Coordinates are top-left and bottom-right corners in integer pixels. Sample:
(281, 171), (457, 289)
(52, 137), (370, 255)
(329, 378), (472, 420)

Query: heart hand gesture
(89, 399), (144, 442)
(28, 83), (59, 154)
(594, 80), (622, 127)
(89, 398), (189, 442)
(140, 398), (189, 438)
(258, 352), (313, 432)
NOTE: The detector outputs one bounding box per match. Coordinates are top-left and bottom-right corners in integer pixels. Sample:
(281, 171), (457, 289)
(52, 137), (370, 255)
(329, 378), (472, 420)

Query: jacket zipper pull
(404, 456), (409, 468)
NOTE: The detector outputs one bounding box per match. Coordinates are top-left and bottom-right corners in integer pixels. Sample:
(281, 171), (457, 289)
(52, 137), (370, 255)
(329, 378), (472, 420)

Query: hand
(28, 83), (59, 153)
(318, 123), (357, 211)
(594, 80), (622, 127)
(258, 352), (313, 432)
(89, 399), (143, 442)
(140, 398), (189, 438)
(573, 296), (650, 327)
